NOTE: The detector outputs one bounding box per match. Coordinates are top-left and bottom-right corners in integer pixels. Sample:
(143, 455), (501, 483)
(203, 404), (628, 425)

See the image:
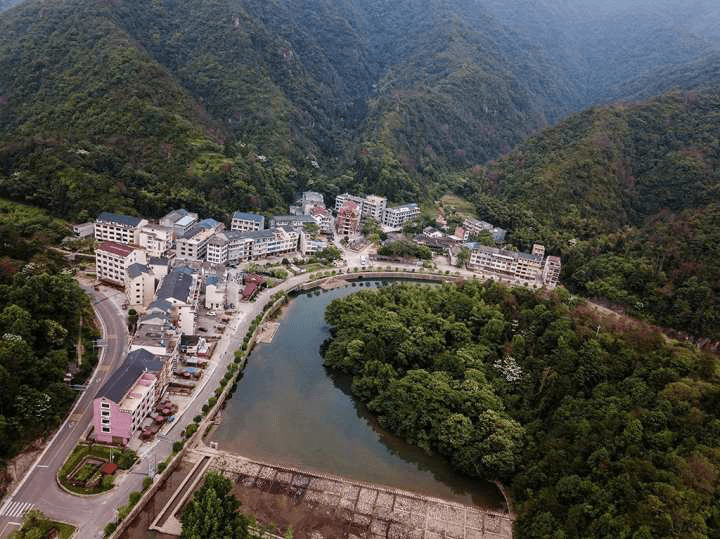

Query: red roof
(242, 281), (259, 299)
(97, 241), (135, 257)
(101, 462), (118, 475)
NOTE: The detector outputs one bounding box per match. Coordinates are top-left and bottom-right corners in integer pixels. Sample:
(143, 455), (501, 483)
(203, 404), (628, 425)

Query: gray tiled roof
(97, 212), (143, 227)
(149, 257), (169, 266)
(95, 349), (164, 403)
(127, 263), (151, 279)
(155, 269), (193, 303)
(232, 211), (264, 222)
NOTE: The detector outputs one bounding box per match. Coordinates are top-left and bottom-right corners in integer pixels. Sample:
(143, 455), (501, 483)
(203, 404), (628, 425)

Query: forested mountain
(3, 0), (719, 222)
(461, 88), (720, 339)
(324, 281), (720, 538)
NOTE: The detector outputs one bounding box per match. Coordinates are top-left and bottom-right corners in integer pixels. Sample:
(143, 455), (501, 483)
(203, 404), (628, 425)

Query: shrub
(202, 404), (209, 414)
(117, 504), (130, 521)
(185, 423), (198, 437)
(193, 415), (202, 423)
(101, 474), (115, 490)
(208, 397), (217, 407)
(172, 441), (184, 453)
(142, 476), (153, 491)
(128, 491), (142, 506)
(158, 462), (167, 473)
(104, 522), (117, 537)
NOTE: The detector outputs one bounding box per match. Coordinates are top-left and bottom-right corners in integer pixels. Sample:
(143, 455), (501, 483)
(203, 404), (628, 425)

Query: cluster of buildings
(334, 193), (420, 235)
(465, 243), (561, 289)
(93, 261), (202, 445)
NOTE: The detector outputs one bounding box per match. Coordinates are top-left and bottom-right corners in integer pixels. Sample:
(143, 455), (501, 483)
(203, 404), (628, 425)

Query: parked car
(208, 311), (216, 316)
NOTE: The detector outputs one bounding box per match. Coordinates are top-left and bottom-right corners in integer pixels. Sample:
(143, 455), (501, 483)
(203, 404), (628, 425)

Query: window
(102, 426), (110, 433)
(101, 410), (110, 416)
(101, 402), (110, 408)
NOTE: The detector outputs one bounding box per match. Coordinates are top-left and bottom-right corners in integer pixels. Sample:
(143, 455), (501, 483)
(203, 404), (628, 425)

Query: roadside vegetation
(0, 198), (99, 497)
(58, 444), (137, 495)
(10, 509), (75, 539)
(323, 281), (720, 537)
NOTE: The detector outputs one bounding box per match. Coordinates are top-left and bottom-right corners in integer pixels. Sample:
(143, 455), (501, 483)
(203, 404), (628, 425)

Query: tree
(456, 247), (470, 268)
(181, 471), (252, 539)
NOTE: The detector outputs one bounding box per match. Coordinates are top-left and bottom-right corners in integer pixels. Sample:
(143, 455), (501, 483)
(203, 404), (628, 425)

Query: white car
(208, 311), (216, 316)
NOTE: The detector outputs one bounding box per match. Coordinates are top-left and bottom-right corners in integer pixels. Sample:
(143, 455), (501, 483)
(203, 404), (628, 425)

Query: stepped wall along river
(209, 280), (505, 509)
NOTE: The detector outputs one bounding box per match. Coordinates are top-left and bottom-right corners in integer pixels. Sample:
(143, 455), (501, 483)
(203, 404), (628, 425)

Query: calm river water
(209, 280), (505, 509)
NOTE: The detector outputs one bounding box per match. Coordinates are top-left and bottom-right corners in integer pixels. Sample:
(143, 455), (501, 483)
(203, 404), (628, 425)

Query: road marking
(0, 500), (34, 518)
(35, 465), (49, 468)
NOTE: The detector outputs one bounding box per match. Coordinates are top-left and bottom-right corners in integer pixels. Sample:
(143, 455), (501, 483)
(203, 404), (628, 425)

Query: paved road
(0, 257), (474, 538)
(0, 286), (129, 538)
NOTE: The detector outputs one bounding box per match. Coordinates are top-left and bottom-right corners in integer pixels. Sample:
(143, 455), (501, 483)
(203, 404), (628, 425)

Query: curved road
(0, 260), (475, 537)
(0, 287), (129, 538)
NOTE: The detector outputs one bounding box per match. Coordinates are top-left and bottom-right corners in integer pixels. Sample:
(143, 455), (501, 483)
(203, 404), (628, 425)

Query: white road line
(35, 465), (49, 468)
(0, 499), (11, 516)
(0, 501), (34, 518)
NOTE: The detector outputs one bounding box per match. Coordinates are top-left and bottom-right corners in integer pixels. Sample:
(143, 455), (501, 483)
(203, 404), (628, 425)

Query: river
(209, 279), (506, 509)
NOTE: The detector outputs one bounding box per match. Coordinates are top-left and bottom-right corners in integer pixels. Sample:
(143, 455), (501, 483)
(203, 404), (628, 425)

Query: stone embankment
(207, 448), (513, 539)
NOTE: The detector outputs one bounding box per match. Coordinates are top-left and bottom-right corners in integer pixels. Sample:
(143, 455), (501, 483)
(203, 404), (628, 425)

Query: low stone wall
(210, 450), (514, 539)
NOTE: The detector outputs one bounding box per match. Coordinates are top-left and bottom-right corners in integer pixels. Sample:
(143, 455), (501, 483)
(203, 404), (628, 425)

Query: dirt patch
(234, 481), (366, 539)
(0, 438), (45, 498)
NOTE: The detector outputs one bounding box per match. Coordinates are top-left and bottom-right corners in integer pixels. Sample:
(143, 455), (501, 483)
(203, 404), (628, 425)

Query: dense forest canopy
(0, 199), (98, 495)
(0, 0), (719, 220)
(459, 89), (720, 339)
(323, 281), (720, 538)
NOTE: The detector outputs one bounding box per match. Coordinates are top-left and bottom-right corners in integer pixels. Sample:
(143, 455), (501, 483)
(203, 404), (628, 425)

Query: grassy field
(439, 194), (477, 219)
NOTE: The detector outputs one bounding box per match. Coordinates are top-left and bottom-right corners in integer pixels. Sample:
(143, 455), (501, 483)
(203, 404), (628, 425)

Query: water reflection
(210, 280), (505, 509)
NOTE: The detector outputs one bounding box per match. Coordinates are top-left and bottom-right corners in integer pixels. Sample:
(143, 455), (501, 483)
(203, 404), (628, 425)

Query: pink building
(335, 201), (360, 237)
(93, 349), (168, 445)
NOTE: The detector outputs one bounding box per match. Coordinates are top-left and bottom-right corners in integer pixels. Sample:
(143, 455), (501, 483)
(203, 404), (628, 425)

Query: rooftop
(127, 263), (152, 279)
(96, 349), (164, 403)
(149, 257), (169, 266)
(155, 269), (194, 303)
(232, 211), (265, 222)
(96, 212), (143, 227)
(97, 241), (136, 258)
(175, 215), (196, 227)
(119, 372), (156, 413)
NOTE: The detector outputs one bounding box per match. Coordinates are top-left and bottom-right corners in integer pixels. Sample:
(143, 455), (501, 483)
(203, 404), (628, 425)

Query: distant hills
(462, 88), (720, 339)
(2, 0), (719, 220)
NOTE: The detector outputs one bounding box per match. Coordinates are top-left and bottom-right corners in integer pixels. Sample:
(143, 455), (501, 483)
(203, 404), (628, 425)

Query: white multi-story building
(94, 213), (148, 245)
(335, 193), (365, 212)
(269, 215), (316, 229)
(207, 228), (299, 265)
(310, 206), (333, 234)
(363, 195), (387, 223)
(95, 242), (147, 286)
(125, 263), (156, 308)
(543, 256), (562, 289)
(300, 231), (328, 255)
(176, 219), (224, 261)
(462, 217), (507, 243)
(138, 224), (173, 258)
(231, 211), (265, 232)
(383, 203), (420, 228)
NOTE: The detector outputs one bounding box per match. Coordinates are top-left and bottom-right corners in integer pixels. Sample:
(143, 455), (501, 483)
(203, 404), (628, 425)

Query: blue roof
(96, 349), (164, 403)
(97, 212), (142, 227)
(198, 218), (221, 229)
(232, 211), (264, 223)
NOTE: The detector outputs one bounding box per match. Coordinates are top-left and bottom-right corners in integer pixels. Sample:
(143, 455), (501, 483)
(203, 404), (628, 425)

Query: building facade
(94, 212), (147, 245)
(336, 201), (361, 236)
(383, 203), (420, 228)
(231, 211), (265, 232)
(95, 242), (147, 286)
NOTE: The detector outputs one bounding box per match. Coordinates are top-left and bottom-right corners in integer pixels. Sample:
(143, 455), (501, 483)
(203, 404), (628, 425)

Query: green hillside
(0, 0), (584, 218)
(462, 88), (720, 338)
